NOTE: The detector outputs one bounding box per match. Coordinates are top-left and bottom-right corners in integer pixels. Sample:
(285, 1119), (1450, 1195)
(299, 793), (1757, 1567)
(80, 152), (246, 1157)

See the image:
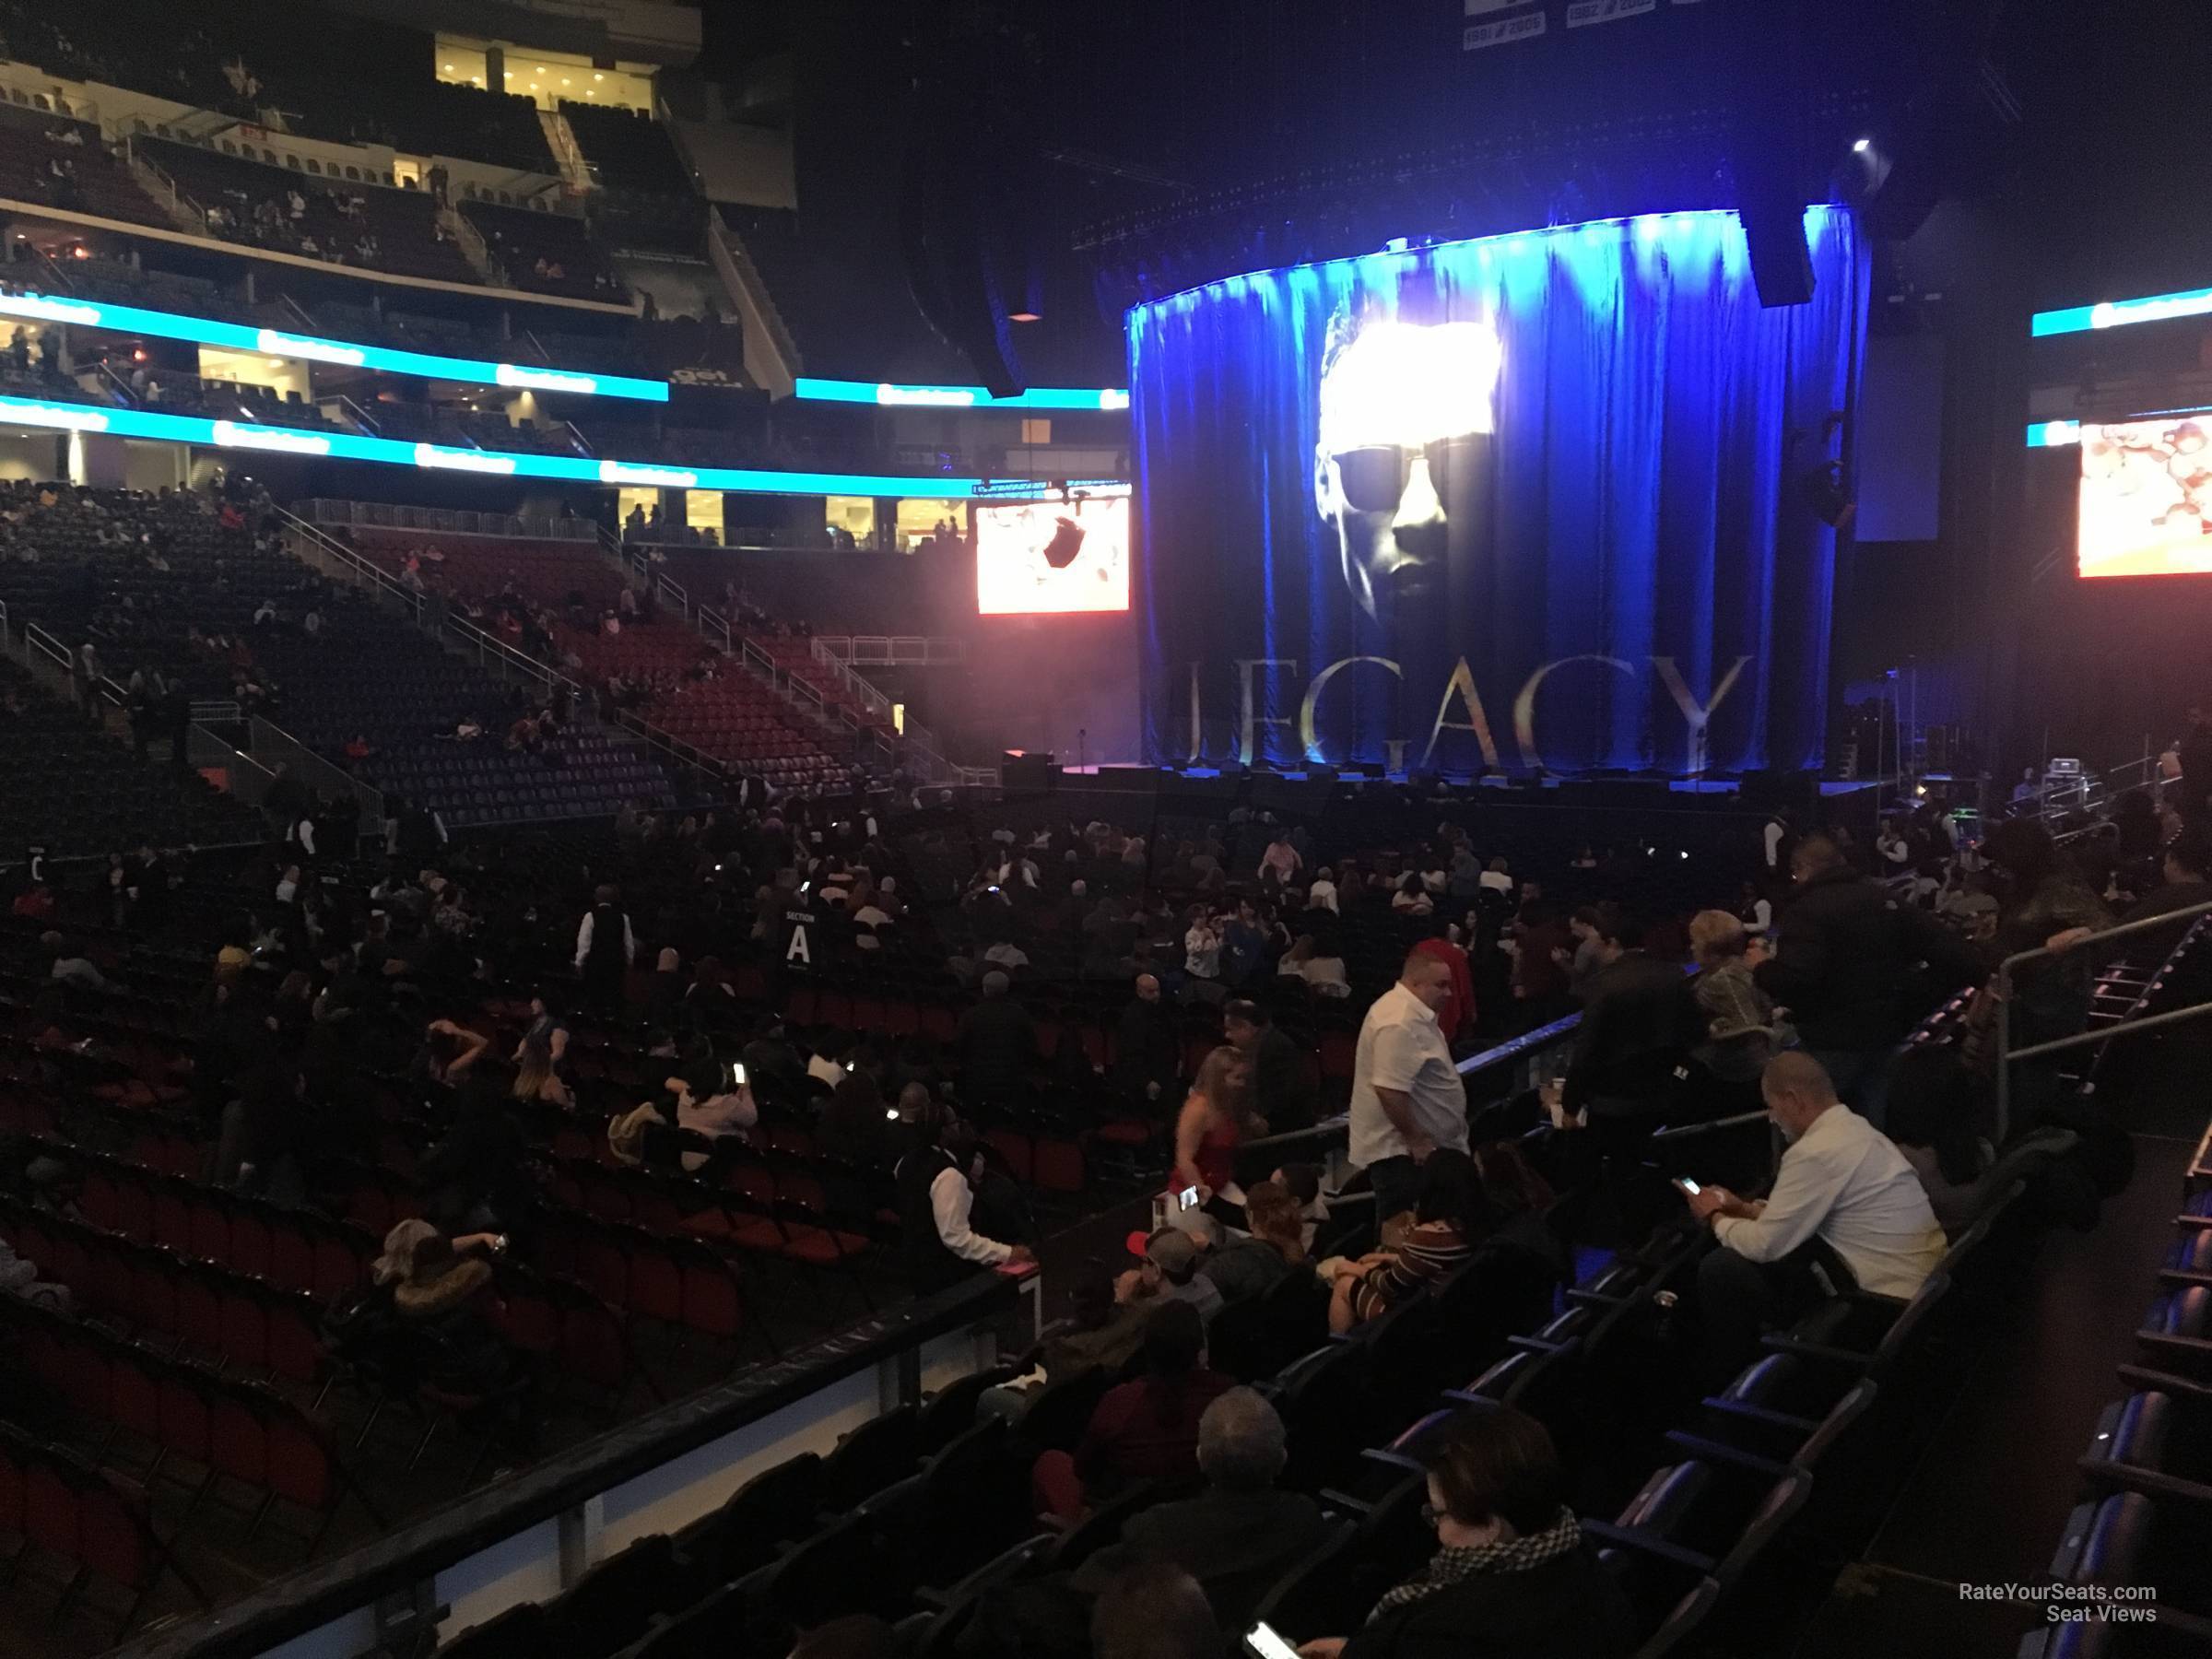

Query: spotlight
(1007, 312), (1041, 324)
(1853, 137), (1873, 155)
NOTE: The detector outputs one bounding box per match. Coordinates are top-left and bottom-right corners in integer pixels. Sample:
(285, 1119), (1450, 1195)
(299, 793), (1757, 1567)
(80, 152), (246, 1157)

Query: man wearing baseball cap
(1118, 1225), (1224, 1330)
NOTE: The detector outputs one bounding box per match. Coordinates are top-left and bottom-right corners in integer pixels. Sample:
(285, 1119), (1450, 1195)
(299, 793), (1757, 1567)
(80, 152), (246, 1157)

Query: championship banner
(1129, 208), (1867, 775)
(1567, 0), (1659, 26)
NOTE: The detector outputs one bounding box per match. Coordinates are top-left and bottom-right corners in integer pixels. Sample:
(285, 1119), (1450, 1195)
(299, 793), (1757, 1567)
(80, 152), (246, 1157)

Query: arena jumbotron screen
(975, 496), (1131, 614)
(2078, 414), (2212, 577)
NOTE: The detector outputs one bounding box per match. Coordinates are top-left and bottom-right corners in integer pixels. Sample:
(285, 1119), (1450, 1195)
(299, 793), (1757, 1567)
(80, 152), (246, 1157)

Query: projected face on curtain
(1313, 316), (1501, 618)
(1131, 209), (1869, 776)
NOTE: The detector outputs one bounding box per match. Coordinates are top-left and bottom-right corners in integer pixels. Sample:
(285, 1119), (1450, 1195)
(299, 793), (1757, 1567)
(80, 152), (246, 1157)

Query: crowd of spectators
(142, 138), (477, 288)
(0, 0), (554, 171)
(462, 201), (628, 304)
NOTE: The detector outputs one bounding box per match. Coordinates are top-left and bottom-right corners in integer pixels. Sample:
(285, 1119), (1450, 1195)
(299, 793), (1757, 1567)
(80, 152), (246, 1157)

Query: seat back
(818, 1405), (920, 1513)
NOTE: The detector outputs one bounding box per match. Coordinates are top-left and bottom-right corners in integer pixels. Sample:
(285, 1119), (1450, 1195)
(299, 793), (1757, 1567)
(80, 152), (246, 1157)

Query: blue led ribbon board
(0, 290), (669, 403)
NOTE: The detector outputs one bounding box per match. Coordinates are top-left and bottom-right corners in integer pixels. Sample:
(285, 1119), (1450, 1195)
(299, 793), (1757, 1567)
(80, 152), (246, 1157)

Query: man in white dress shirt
(1348, 953), (1471, 1220)
(1686, 1051), (1947, 1381)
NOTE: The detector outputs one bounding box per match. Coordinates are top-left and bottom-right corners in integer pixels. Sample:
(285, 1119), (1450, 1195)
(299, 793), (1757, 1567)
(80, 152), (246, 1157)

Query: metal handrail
(334, 394), (380, 436)
(442, 615), (582, 700)
(249, 715), (384, 830)
(816, 634), (968, 666)
(188, 723), (276, 806)
(1994, 893), (2212, 1137)
(275, 508), (426, 623)
(301, 499), (599, 543)
(23, 622), (76, 677)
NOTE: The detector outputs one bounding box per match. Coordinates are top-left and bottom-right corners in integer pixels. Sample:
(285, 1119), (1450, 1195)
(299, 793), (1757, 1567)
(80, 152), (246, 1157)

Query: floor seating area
(0, 659), (264, 856)
(0, 841), (1160, 1638)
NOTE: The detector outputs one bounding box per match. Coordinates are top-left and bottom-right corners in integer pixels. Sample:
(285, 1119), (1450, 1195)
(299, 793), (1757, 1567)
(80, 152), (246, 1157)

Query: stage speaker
(1741, 195), (1815, 309)
(1002, 750), (1058, 792)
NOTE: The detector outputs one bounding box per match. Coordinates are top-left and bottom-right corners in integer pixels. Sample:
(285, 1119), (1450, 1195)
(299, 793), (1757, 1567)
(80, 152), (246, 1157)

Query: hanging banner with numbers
(1465, 9), (1547, 50)
(1567, 0), (1658, 25)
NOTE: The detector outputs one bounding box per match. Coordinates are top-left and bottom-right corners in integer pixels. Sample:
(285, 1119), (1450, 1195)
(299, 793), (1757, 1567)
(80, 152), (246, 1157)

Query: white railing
(187, 724), (276, 806)
(694, 605), (734, 653)
(301, 499), (599, 543)
(442, 616), (579, 700)
(816, 635), (967, 667)
(804, 639), (891, 720)
(23, 622), (76, 678)
(655, 572), (689, 615)
(276, 509), (427, 623)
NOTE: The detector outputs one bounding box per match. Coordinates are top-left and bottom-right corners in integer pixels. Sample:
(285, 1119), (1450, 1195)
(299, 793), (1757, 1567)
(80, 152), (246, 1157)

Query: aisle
(1790, 1129), (2194, 1658)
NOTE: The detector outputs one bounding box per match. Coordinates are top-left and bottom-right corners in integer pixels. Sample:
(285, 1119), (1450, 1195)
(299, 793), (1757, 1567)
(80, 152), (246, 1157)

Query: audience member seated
(1330, 1148), (1480, 1333)
(462, 200), (627, 302)
(1197, 1194), (1302, 1302)
(0, 104), (171, 229)
(1685, 1051), (1947, 1382)
(139, 137), (477, 286)
(1686, 907), (1788, 1087)
(1090, 1562), (1223, 1659)
(1074, 1387), (1331, 1633)
(1032, 1300), (1231, 1521)
(1119, 1225), (1225, 1330)
(1881, 1047), (1997, 1237)
(1292, 1408), (1634, 1659)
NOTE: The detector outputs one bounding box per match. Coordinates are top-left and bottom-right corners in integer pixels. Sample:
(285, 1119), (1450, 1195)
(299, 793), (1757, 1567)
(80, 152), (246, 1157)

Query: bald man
(1116, 971), (1182, 1109)
(1687, 1052), (1947, 1381)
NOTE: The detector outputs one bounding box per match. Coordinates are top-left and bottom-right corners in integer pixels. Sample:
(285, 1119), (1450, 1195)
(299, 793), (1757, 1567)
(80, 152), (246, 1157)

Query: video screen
(2079, 414), (2212, 578)
(976, 495), (1130, 615)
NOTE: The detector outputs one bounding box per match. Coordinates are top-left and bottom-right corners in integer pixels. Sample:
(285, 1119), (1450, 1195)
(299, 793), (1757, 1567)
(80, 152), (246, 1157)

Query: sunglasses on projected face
(1329, 435), (1481, 514)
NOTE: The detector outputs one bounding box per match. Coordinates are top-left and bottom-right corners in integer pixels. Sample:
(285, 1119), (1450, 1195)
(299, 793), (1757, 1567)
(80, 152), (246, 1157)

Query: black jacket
(1081, 1486), (1331, 1633)
(1756, 865), (1970, 1052)
(958, 996), (1036, 1107)
(1565, 952), (1699, 1118)
(1342, 1547), (1635, 1659)
(1113, 997), (1180, 1103)
(895, 1144), (967, 1291)
(1252, 1025), (1318, 1133)
(2178, 722), (2212, 817)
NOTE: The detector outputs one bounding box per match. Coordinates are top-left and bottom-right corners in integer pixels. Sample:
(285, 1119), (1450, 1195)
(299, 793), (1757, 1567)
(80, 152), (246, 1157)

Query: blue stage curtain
(1131, 207), (1868, 775)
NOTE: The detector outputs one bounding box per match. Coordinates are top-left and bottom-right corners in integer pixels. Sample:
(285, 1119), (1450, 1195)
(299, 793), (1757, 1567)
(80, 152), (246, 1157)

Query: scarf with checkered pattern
(1367, 1505), (1584, 1620)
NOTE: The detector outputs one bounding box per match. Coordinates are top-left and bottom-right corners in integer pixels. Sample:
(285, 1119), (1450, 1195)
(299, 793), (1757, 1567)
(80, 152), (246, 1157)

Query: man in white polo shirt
(1686, 1049), (1947, 1381)
(1349, 952), (1470, 1220)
